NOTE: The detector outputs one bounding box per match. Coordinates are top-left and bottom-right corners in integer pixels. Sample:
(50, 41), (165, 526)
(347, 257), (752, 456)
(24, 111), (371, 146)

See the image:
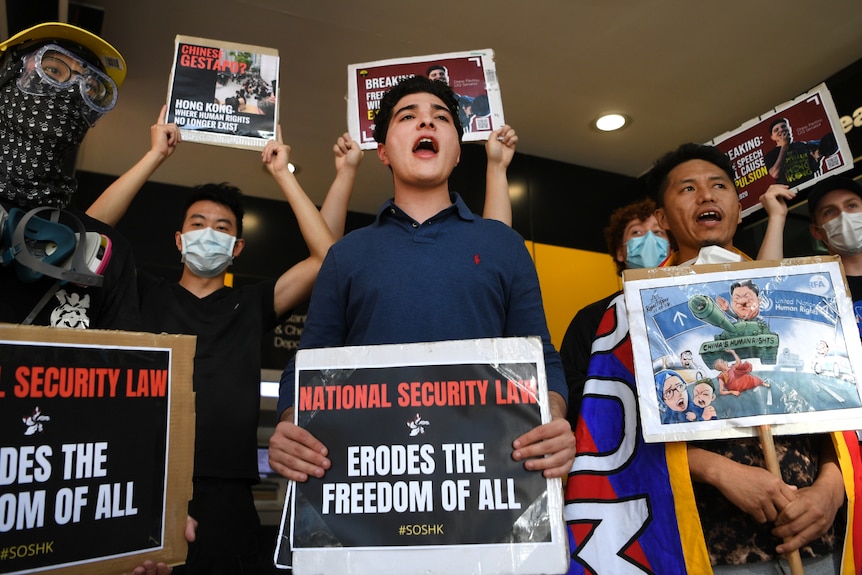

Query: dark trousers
(173, 478), (263, 575)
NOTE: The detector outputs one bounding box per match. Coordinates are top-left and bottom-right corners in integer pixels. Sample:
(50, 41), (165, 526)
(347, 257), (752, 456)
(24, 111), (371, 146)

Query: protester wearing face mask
(135, 177), (340, 575)
(808, 176), (862, 336)
(559, 198), (670, 426)
(84, 124), (362, 573)
(179, 225), (237, 278)
(0, 22), (141, 330)
(620, 212), (670, 269)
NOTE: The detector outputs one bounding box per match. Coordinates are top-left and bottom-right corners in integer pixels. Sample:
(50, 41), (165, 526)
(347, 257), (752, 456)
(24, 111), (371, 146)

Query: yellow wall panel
(527, 242), (620, 349)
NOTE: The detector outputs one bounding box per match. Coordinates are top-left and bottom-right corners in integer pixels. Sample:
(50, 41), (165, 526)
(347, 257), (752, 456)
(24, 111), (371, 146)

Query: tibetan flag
(563, 293), (710, 574)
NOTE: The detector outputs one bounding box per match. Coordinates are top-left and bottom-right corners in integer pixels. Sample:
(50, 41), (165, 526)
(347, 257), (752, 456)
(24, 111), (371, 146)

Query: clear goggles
(16, 44), (118, 124)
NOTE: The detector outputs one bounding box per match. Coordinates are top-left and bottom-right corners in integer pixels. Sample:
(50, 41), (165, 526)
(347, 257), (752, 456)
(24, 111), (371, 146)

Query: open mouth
(697, 210), (722, 223)
(413, 137), (437, 153)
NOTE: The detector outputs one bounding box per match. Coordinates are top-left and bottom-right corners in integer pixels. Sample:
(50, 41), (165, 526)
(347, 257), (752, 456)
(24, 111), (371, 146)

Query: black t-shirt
(763, 141), (820, 186)
(138, 273), (278, 480)
(0, 202), (141, 330)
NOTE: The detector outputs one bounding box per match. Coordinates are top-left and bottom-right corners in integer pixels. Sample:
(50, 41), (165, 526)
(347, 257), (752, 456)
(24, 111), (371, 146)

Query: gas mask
(0, 204), (109, 286)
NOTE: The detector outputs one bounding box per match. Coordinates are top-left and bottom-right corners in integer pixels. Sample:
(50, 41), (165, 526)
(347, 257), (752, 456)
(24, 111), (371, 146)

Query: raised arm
(263, 127), (336, 317)
(86, 106), (181, 226)
(767, 128), (791, 180)
(727, 348), (741, 363)
(756, 184), (796, 260)
(319, 132), (363, 239)
(482, 125), (518, 225)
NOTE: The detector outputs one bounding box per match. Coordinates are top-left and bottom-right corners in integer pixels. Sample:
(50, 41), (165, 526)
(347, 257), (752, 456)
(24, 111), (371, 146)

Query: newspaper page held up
(707, 83), (852, 218)
(166, 35), (278, 151)
(347, 49), (504, 150)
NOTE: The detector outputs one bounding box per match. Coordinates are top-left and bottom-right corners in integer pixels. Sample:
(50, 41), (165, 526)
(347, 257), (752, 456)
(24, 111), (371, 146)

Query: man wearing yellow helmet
(0, 22), (139, 330)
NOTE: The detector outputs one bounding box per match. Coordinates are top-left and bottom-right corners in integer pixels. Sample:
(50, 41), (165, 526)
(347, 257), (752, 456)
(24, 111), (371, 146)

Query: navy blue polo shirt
(278, 193), (566, 414)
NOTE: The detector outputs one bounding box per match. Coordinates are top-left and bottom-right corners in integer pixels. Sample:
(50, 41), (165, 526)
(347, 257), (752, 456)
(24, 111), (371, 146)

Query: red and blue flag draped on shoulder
(563, 292), (862, 575)
(563, 293), (709, 574)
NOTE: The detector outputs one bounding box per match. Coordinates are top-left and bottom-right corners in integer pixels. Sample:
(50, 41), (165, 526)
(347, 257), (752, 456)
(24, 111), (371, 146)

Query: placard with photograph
(274, 337), (567, 575)
(347, 49), (504, 150)
(166, 35), (278, 150)
(706, 83), (852, 217)
(623, 257), (862, 443)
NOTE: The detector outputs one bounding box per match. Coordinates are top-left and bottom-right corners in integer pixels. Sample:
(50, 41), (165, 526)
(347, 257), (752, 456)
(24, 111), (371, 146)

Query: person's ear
(233, 238), (245, 257)
(655, 208), (669, 231)
(377, 143), (390, 166)
(175, 231), (183, 253)
(810, 222), (826, 243)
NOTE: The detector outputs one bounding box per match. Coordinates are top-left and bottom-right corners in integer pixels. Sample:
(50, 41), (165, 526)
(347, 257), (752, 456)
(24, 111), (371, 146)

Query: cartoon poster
(347, 49), (504, 150)
(166, 35), (278, 150)
(706, 83), (853, 217)
(623, 257), (862, 443)
(275, 338), (567, 575)
(0, 324), (194, 575)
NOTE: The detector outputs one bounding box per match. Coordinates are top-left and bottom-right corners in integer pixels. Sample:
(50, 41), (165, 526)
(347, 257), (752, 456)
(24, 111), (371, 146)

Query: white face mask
(821, 211), (862, 255)
(180, 227), (236, 278)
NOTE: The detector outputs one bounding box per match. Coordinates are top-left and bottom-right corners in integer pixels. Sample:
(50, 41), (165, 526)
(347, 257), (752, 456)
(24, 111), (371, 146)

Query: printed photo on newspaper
(707, 83), (852, 217)
(274, 338), (567, 575)
(166, 35), (278, 150)
(623, 257), (862, 443)
(347, 49), (504, 150)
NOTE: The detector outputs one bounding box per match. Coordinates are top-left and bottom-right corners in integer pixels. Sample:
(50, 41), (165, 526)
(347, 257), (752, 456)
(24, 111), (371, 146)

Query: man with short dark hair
(652, 143), (848, 572)
(269, 75), (575, 486)
(681, 350), (697, 369)
(765, 117), (822, 186)
(716, 279), (763, 321)
(91, 127), (361, 575)
(426, 63), (450, 85)
(565, 142), (858, 574)
(136, 170), (337, 574)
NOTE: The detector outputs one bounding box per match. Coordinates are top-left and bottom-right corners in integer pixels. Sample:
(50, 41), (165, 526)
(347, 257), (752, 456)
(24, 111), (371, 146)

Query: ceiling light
(594, 114), (629, 132)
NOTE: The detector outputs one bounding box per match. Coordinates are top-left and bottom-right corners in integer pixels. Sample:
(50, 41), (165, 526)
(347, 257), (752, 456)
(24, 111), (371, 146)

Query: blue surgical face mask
(625, 231), (669, 269)
(180, 227), (236, 278)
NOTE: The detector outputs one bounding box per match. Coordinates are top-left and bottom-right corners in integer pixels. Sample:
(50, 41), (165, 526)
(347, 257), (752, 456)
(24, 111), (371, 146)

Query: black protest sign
(0, 325), (194, 575)
(293, 362), (547, 548)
